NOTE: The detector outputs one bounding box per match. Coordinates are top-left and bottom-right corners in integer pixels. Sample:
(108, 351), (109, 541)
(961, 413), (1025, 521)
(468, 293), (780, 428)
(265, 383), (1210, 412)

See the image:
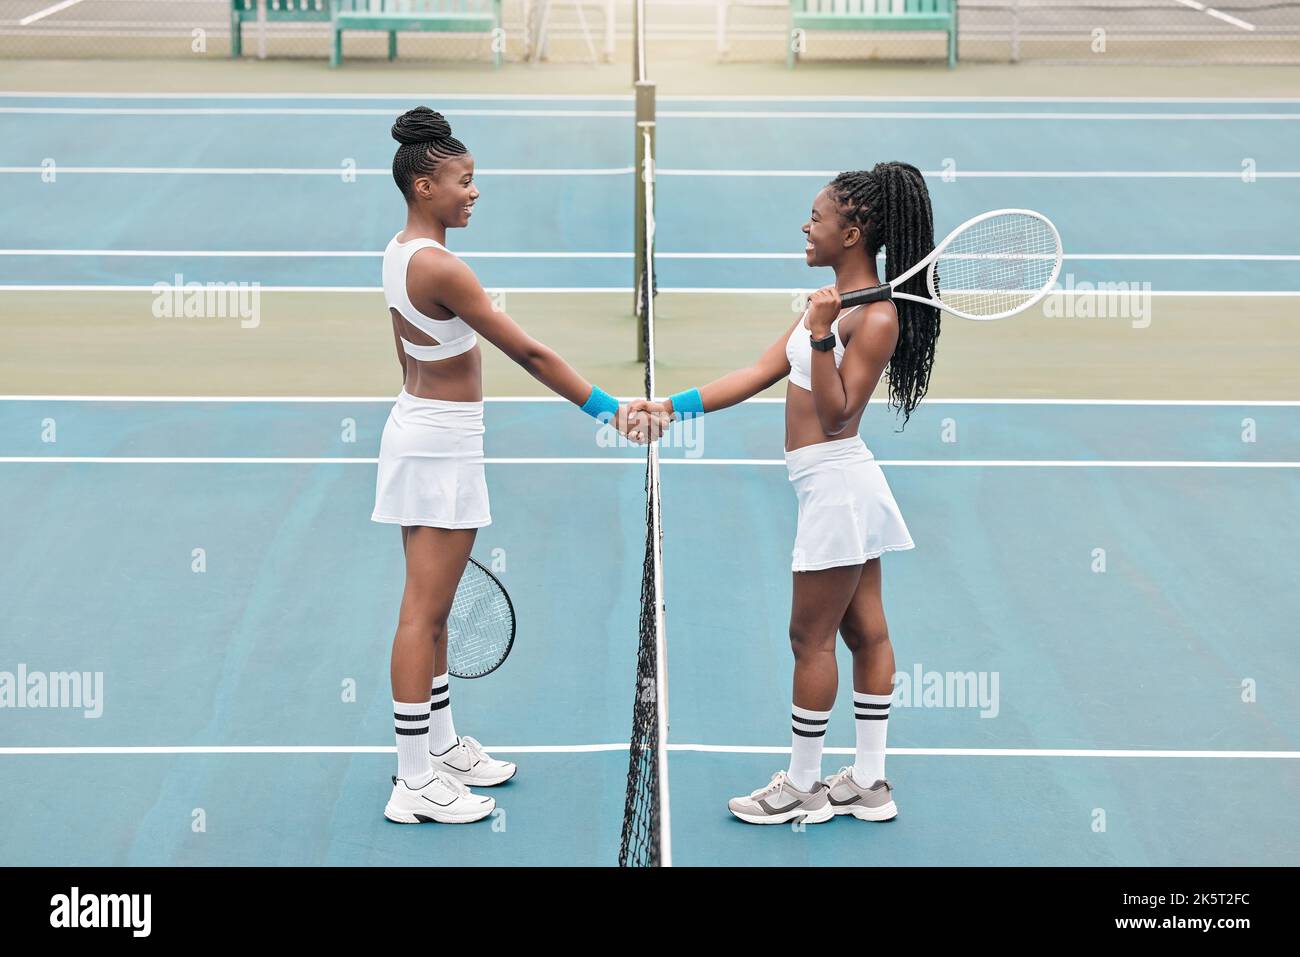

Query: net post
(633, 0), (646, 83)
(634, 80), (656, 365)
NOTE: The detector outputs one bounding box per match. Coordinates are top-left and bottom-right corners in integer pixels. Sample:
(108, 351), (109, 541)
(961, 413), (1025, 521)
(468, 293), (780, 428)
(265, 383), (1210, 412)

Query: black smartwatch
(810, 332), (837, 352)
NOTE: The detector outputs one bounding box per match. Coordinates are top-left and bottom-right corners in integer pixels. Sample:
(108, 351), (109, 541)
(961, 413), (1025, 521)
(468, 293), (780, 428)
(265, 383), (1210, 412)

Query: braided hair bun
(391, 106), (455, 146)
(390, 107), (468, 200)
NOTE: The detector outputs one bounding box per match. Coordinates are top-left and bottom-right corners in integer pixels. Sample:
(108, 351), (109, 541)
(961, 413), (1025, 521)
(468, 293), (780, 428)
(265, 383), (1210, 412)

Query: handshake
(614, 398), (674, 445)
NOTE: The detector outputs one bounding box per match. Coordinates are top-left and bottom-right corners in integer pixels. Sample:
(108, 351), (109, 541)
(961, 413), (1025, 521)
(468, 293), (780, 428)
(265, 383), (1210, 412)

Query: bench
(787, 0), (958, 69)
(230, 0), (331, 60)
(331, 0), (504, 68)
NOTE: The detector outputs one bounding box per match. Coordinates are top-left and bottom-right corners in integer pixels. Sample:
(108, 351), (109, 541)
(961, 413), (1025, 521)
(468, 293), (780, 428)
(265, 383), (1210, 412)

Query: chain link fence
(2, 0), (1296, 63)
(716, 0), (1300, 65)
(0, 0), (620, 61)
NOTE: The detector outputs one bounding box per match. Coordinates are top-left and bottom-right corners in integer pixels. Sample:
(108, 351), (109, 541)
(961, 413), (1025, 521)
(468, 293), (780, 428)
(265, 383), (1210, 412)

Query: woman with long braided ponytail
(375, 107), (663, 826)
(637, 162), (940, 825)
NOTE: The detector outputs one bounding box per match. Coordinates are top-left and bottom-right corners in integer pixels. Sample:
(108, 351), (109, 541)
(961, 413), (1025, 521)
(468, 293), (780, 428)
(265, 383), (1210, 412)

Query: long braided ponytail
(391, 106), (468, 201)
(827, 161), (940, 425)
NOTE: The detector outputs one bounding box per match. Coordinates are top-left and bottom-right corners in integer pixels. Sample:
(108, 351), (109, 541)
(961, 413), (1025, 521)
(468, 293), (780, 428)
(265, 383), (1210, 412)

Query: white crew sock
(429, 672), (458, 756)
(853, 691), (892, 787)
(393, 698), (433, 788)
(787, 702), (831, 791)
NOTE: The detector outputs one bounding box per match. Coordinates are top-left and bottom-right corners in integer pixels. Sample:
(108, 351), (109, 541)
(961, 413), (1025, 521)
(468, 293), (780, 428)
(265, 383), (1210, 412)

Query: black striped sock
(787, 703), (831, 791)
(394, 698), (432, 786)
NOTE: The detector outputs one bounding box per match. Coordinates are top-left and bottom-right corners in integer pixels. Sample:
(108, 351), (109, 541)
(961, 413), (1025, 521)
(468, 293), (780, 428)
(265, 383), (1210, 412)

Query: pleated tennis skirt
(785, 435), (914, 572)
(371, 389), (492, 529)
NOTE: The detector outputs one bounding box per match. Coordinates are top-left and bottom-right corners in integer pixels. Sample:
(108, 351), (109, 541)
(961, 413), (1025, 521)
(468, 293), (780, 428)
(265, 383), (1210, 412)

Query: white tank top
(382, 233), (477, 362)
(785, 305), (860, 391)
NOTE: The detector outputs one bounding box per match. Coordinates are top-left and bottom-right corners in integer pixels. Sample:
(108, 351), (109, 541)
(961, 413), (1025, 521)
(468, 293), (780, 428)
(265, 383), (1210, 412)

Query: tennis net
(618, 0), (670, 868)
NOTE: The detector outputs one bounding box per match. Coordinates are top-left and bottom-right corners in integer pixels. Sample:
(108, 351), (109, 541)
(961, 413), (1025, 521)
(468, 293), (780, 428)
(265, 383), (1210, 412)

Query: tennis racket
(840, 208), (1063, 321)
(446, 557), (515, 679)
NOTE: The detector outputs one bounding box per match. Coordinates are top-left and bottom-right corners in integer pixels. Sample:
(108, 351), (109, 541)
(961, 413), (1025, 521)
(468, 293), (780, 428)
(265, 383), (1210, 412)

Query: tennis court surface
(1, 6), (1298, 868)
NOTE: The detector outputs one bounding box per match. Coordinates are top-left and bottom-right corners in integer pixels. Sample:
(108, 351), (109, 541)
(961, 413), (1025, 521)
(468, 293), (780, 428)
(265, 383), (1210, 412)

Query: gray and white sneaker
(727, 770), (834, 825)
(823, 767), (898, 821)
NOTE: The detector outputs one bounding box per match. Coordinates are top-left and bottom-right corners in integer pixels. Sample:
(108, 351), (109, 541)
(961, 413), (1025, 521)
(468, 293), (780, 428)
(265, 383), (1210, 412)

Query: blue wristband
(580, 385), (620, 421)
(669, 388), (704, 419)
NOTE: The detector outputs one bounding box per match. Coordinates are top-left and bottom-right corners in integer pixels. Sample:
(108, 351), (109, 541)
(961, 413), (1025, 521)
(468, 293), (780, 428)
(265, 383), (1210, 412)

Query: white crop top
(785, 305), (861, 391)
(382, 233), (478, 362)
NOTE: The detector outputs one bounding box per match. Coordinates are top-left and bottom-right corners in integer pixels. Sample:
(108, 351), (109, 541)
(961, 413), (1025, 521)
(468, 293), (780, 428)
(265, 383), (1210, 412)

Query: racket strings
(935, 213), (1060, 320)
(447, 563), (513, 678)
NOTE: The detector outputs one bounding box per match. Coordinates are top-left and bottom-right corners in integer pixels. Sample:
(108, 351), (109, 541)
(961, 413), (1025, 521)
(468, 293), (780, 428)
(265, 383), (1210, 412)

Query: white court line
(0, 166), (633, 177)
(0, 744), (1293, 759)
(2, 166), (1297, 180)
(0, 107), (632, 117)
(0, 92), (635, 102)
(4, 92), (1299, 103)
(655, 169), (1300, 180)
(3, 249), (1296, 262)
(657, 253), (1300, 262)
(2, 457), (1297, 468)
(0, 249), (630, 259)
(17, 0), (85, 26)
(1173, 0), (1256, 31)
(1, 107), (1296, 120)
(2, 397), (1297, 406)
(661, 288), (1300, 297)
(658, 111), (1300, 121)
(671, 745), (1299, 759)
(3, 285), (1299, 296)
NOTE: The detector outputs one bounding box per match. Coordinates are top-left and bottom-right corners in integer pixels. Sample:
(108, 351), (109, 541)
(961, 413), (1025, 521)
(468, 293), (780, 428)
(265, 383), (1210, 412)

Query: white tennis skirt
(371, 389), (492, 529)
(785, 435), (914, 572)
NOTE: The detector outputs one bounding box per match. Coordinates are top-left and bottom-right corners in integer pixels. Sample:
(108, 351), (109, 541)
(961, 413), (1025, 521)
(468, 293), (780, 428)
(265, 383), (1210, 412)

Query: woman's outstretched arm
(649, 315), (801, 420)
(418, 250), (667, 440)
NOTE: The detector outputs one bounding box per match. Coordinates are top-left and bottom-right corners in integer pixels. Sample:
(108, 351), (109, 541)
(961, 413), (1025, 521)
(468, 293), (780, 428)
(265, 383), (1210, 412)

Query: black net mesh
(618, 107), (666, 867)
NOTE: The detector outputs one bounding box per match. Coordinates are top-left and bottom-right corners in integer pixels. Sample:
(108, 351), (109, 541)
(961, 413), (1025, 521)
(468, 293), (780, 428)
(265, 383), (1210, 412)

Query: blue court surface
(1, 93), (1297, 291)
(0, 398), (1297, 865)
(1, 91), (1298, 866)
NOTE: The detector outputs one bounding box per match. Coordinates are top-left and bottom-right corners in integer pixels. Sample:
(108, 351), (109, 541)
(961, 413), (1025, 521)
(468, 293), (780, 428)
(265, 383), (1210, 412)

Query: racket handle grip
(839, 284), (892, 308)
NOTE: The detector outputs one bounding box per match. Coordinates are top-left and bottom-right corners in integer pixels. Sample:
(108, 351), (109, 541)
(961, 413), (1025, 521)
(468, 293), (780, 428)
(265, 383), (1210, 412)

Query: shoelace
(750, 770), (789, 800)
(459, 735), (489, 764)
(432, 769), (470, 798)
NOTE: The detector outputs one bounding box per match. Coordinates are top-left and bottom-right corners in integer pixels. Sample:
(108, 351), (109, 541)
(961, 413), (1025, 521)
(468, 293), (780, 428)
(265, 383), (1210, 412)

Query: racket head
(925, 208), (1063, 321)
(446, 558), (516, 679)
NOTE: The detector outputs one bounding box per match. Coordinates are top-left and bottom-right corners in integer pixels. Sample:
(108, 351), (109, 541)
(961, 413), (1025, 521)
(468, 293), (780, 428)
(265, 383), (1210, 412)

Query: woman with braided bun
(639, 163), (940, 825)
(376, 107), (664, 825)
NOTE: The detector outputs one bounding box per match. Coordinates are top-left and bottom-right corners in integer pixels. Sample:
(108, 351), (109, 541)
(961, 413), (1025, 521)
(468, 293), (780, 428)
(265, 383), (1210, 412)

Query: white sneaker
(430, 736), (517, 787)
(384, 771), (495, 825)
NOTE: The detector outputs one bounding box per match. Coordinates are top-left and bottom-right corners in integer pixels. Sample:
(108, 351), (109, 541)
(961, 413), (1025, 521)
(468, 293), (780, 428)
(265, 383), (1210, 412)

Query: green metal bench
(330, 0), (503, 68)
(230, 0), (331, 59)
(788, 0), (958, 69)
